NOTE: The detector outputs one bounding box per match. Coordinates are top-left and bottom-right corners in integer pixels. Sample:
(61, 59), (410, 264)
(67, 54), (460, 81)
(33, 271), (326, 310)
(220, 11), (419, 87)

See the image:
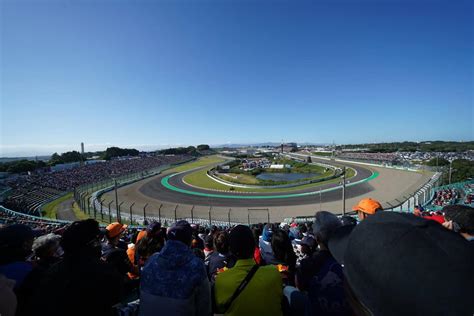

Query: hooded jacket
(139, 240), (211, 316)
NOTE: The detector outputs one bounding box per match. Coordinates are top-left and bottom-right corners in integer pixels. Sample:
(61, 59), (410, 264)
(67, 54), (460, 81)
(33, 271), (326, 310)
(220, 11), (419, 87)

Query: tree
(450, 159), (474, 183)
(306, 156), (312, 163)
(197, 144), (210, 151)
(103, 147), (139, 160)
(6, 160), (38, 173)
(425, 157), (449, 167)
(61, 151), (83, 163)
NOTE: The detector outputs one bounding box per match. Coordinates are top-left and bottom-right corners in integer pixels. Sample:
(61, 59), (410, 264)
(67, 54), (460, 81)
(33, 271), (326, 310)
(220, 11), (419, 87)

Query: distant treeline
(0, 160), (47, 173)
(1, 145), (212, 174)
(337, 141), (474, 153)
(157, 144), (211, 156)
(1, 147), (139, 173)
(424, 158), (474, 183)
(103, 147), (139, 160)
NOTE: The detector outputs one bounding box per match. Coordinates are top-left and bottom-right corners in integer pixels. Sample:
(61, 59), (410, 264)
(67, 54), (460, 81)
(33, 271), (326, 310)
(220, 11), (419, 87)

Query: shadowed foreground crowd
(1, 198), (473, 316)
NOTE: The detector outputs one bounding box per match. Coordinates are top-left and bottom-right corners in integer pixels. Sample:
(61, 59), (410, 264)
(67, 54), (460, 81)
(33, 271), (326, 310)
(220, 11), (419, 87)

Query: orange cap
(136, 230), (147, 242)
(106, 222), (128, 238)
(352, 198), (382, 215)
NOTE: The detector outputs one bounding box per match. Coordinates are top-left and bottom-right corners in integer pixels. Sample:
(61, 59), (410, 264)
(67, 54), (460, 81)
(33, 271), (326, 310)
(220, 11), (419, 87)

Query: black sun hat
(328, 211), (474, 316)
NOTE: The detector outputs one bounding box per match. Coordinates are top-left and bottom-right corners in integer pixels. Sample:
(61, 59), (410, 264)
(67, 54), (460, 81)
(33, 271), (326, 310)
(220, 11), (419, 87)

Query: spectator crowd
(1, 197), (473, 316)
(431, 188), (459, 207)
(2, 155), (191, 214)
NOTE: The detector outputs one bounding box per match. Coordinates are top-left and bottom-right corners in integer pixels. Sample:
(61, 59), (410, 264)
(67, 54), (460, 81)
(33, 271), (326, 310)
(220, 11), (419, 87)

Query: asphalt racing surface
(139, 159), (377, 207)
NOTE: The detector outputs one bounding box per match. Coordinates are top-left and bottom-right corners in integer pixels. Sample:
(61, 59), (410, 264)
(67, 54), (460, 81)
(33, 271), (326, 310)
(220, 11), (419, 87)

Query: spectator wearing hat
(294, 235), (317, 266)
(135, 231), (165, 264)
(126, 230), (147, 279)
(31, 219), (124, 316)
(296, 211), (351, 316)
(139, 220), (211, 316)
(442, 204), (474, 241)
(352, 198), (383, 220)
(134, 222), (166, 266)
(328, 212), (474, 315)
(102, 222), (136, 279)
(214, 225), (283, 316)
(259, 224), (277, 264)
(0, 224), (35, 290)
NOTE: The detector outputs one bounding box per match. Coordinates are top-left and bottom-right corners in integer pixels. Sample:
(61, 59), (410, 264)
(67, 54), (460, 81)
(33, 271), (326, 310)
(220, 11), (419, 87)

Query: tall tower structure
(80, 142), (85, 166)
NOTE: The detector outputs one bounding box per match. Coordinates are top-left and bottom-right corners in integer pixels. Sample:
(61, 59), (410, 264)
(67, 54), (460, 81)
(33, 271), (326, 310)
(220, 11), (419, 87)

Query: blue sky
(1, 0), (473, 156)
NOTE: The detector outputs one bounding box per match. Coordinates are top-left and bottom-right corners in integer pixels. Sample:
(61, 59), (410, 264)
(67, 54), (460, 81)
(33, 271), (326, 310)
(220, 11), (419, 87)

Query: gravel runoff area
(102, 159), (434, 223)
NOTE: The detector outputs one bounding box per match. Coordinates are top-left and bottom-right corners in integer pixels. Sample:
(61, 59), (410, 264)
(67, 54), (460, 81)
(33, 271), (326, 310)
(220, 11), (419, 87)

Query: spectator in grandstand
(193, 248), (206, 260)
(296, 211), (351, 316)
(17, 233), (63, 314)
(0, 224), (35, 290)
(422, 210), (445, 224)
(126, 229), (147, 279)
(413, 205), (446, 224)
(32, 233), (62, 267)
(127, 223), (165, 280)
(352, 198), (383, 220)
(192, 233), (205, 250)
(432, 188), (458, 207)
(442, 205), (474, 242)
(135, 232), (165, 263)
(206, 231), (236, 281)
(203, 235), (214, 260)
(139, 220), (211, 316)
(340, 215), (357, 226)
(31, 219), (124, 316)
(0, 274), (16, 316)
(328, 212), (474, 315)
(259, 223), (277, 264)
(252, 227), (263, 265)
(413, 204), (424, 217)
(271, 229), (297, 286)
(102, 222), (136, 278)
(214, 225), (283, 316)
(294, 235), (317, 266)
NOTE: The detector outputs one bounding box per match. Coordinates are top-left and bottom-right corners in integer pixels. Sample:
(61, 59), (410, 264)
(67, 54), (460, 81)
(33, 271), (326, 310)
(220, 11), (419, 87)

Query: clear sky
(1, 0), (473, 156)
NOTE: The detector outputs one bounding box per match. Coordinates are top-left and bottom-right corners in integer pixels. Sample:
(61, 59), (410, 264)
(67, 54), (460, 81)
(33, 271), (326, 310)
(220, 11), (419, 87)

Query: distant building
(281, 143), (298, 152)
(270, 164), (285, 169)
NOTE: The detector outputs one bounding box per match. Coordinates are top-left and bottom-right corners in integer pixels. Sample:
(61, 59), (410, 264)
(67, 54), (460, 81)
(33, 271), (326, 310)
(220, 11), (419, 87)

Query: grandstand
(424, 180), (474, 211)
(1, 155), (193, 216)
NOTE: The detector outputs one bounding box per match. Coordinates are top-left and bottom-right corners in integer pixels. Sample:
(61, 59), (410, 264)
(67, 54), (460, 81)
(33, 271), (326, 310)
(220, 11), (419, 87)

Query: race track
(102, 156), (434, 222)
(138, 159), (375, 207)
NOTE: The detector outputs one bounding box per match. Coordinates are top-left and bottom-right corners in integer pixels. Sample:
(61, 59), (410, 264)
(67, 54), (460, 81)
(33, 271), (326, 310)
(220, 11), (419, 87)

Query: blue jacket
(139, 240), (211, 316)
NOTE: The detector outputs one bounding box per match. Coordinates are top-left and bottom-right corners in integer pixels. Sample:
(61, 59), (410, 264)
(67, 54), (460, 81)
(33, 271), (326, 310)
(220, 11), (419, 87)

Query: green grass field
(312, 152), (333, 157)
(183, 165), (357, 193)
(42, 192), (73, 218)
(71, 201), (92, 220)
(167, 155), (227, 173)
(216, 173), (261, 185)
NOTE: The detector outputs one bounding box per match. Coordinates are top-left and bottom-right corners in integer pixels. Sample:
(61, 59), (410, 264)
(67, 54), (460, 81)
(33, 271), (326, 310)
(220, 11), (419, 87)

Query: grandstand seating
(2, 155), (192, 216)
